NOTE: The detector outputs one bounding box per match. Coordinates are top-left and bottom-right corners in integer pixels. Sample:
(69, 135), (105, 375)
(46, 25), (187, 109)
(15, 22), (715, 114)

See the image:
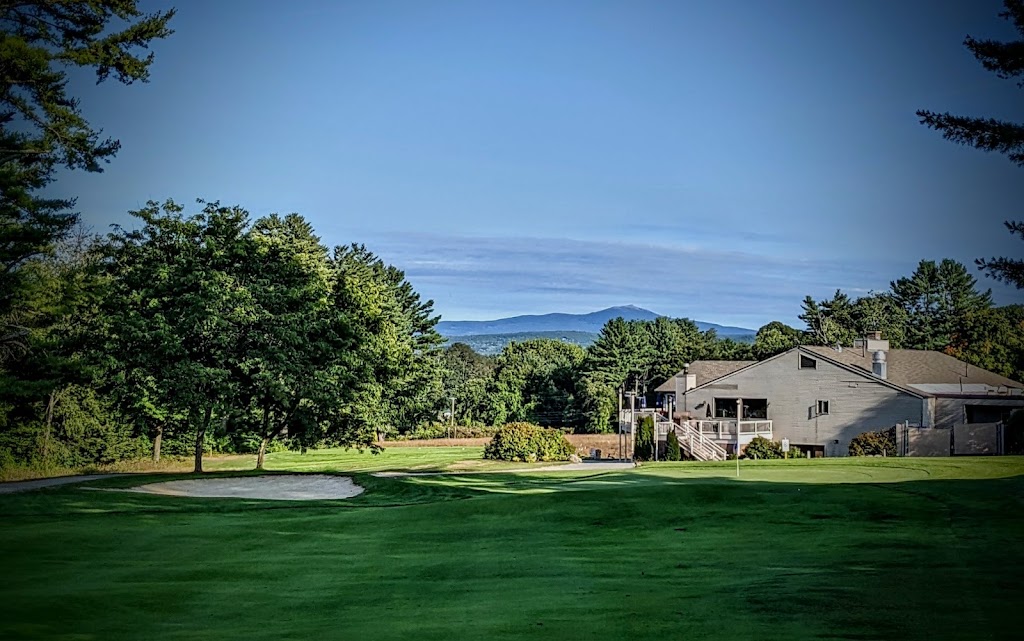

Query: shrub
(633, 415), (655, 461)
(483, 422), (575, 462)
(744, 435), (784, 460)
(665, 429), (682, 461)
(848, 427), (896, 456)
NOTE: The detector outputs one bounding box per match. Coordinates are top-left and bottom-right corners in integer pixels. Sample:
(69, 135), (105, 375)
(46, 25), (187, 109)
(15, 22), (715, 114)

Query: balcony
(685, 419), (773, 444)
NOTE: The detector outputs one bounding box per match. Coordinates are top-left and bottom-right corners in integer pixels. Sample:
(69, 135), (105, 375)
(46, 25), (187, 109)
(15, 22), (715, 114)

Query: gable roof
(656, 346), (1023, 399)
(670, 347), (929, 398)
(801, 346), (1024, 391)
(654, 360), (756, 392)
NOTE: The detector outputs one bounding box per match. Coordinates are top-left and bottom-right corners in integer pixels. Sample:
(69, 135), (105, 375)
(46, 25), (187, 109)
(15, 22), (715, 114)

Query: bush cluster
(741, 436), (804, 459)
(483, 422), (575, 462)
(848, 427), (896, 456)
(744, 435), (784, 460)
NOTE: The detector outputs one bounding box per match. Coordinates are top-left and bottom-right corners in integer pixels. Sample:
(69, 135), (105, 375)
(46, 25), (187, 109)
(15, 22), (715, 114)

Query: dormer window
(800, 355), (817, 369)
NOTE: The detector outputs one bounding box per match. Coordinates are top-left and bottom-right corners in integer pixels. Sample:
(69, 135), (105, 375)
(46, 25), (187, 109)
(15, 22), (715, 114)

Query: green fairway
(1, 452), (1023, 640)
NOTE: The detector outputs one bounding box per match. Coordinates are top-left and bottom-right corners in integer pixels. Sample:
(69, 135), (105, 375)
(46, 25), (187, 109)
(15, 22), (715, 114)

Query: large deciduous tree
(238, 214), (339, 469)
(104, 200), (252, 473)
(752, 321), (803, 360)
(488, 339), (585, 427)
(439, 343), (496, 426)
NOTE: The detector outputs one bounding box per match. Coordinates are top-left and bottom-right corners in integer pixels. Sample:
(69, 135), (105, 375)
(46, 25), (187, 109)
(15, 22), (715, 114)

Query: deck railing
(687, 419), (773, 438)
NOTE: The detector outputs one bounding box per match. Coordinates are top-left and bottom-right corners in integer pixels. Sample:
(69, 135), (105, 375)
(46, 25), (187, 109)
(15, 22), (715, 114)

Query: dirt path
(0, 474), (121, 494)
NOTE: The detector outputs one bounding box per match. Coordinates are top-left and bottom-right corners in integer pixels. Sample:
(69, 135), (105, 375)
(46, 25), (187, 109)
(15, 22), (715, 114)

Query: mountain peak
(436, 306), (753, 338)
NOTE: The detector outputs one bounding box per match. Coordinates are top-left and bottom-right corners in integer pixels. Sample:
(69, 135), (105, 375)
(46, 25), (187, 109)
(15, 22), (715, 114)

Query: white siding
(681, 349), (924, 455)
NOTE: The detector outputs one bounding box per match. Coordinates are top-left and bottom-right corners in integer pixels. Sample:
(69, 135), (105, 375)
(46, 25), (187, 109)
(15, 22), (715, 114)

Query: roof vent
(872, 350), (887, 380)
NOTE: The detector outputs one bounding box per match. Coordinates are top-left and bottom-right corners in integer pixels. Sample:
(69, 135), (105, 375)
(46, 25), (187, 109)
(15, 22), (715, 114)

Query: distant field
(445, 330), (756, 355)
(1, 451), (1022, 640)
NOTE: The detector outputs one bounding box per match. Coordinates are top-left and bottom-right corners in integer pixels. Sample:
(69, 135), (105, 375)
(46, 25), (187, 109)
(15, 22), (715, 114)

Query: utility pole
(630, 379), (638, 461)
(618, 386), (623, 461)
(736, 398), (743, 477)
(450, 396), (456, 439)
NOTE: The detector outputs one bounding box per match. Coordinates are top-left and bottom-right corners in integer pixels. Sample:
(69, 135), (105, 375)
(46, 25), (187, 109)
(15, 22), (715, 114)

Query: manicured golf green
(1, 450), (1022, 640)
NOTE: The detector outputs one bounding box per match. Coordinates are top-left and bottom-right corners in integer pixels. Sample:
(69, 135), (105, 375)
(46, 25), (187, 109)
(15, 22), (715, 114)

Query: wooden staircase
(655, 416), (728, 462)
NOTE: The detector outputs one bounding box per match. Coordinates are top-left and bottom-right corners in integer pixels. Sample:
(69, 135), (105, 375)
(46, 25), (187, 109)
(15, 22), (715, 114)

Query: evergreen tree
(665, 429), (682, 461)
(916, 1), (1024, 289)
(977, 221), (1024, 289)
(890, 260), (993, 351)
(1, 1), (175, 361)
(634, 415), (654, 461)
(917, 0), (1024, 168)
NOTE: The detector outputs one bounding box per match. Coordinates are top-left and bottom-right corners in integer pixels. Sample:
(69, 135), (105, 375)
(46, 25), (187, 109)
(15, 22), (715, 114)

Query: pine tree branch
(916, 111), (1024, 167)
(976, 220), (1024, 289)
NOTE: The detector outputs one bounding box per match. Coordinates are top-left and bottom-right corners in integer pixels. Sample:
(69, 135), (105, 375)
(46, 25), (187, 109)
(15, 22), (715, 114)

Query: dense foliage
(482, 422), (575, 462)
(848, 428), (897, 457)
(749, 260), (1024, 384)
(2, 200), (446, 475)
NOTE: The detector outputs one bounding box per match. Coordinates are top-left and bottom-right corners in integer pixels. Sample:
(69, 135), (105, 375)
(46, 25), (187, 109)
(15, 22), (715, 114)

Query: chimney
(864, 330), (889, 354)
(872, 350), (887, 380)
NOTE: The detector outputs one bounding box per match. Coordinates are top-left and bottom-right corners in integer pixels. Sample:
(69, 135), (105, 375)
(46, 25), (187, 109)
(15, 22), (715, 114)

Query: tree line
(436, 254), (1023, 436)
(3, 1), (1023, 473)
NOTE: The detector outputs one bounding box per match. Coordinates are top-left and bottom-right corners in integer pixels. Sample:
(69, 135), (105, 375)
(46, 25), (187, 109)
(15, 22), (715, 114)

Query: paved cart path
(0, 474), (120, 494)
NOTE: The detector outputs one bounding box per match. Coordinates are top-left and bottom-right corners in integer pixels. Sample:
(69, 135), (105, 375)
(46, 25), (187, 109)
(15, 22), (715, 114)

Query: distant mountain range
(437, 306), (755, 355)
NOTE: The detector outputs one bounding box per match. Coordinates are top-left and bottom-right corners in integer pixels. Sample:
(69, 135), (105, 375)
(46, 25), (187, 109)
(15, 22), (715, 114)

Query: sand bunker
(127, 475), (364, 501)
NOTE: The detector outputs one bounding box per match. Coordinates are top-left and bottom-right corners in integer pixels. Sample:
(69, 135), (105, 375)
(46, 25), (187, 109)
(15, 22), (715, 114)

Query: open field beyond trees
(1, 450), (1023, 640)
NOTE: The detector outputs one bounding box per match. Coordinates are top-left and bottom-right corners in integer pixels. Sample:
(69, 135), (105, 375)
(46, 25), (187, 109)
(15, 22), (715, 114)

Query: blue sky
(59, 0), (1023, 328)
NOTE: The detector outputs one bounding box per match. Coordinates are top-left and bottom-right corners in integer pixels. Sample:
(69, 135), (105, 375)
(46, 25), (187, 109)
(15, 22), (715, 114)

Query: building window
(800, 355), (817, 369)
(714, 398), (768, 419)
(816, 400), (830, 416)
(714, 398), (737, 419)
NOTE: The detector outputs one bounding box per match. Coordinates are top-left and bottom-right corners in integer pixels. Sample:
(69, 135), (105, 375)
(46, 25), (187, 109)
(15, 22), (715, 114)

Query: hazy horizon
(54, 0), (1024, 328)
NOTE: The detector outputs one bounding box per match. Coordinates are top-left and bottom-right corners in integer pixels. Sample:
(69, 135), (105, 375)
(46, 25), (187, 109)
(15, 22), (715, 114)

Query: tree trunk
(256, 401), (272, 470)
(194, 405), (212, 473)
(152, 423), (164, 462)
(42, 389), (58, 463)
(256, 434), (269, 470)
